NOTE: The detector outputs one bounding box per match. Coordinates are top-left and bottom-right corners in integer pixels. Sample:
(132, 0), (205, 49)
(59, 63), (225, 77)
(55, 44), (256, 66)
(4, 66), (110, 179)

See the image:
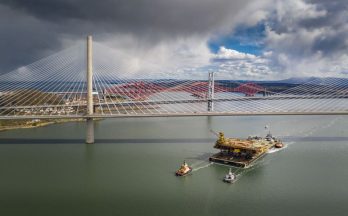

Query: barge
(209, 131), (283, 168)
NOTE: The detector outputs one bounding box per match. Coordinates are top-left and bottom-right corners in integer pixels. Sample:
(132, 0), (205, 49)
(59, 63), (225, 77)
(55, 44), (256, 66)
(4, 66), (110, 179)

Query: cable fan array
(0, 42), (348, 118)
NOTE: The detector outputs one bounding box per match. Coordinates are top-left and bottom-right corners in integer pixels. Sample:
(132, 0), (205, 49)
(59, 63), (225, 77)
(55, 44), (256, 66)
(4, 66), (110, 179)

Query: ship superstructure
(209, 132), (283, 168)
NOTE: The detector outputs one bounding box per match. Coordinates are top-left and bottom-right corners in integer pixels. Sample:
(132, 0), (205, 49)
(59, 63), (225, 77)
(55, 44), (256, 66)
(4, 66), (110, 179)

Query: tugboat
(223, 168), (237, 183)
(274, 142), (284, 148)
(175, 161), (192, 176)
(265, 128), (284, 149)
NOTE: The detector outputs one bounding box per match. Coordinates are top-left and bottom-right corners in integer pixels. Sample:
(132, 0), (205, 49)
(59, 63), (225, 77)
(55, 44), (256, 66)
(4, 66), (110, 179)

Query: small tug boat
(175, 161), (192, 176)
(274, 142), (284, 148)
(223, 168), (237, 183)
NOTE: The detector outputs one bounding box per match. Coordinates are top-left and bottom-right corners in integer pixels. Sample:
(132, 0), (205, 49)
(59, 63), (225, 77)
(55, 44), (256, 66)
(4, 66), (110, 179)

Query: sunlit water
(0, 116), (348, 216)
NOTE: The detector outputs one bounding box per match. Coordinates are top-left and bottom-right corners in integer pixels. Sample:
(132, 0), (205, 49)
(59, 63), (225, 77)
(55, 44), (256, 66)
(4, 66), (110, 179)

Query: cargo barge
(209, 131), (283, 168)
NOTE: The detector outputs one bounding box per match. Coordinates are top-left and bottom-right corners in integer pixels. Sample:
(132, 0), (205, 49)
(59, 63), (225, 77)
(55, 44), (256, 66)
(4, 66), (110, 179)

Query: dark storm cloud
(305, 0), (348, 55)
(2, 0), (347, 78)
(0, 0), (251, 74)
(265, 0), (348, 57)
(0, 5), (63, 73)
(249, 0), (348, 76)
(1, 0), (247, 34)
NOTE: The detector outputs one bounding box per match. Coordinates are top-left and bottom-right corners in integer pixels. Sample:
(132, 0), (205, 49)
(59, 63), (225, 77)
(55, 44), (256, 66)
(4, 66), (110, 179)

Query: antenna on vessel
(265, 124), (271, 135)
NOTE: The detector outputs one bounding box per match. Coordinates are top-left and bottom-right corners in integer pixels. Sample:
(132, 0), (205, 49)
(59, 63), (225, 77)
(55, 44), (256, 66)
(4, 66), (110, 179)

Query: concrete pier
(207, 72), (215, 112)
(86, 35), (94, 144)
(87, 35), (93, 116)
(86, 118), (94, 144)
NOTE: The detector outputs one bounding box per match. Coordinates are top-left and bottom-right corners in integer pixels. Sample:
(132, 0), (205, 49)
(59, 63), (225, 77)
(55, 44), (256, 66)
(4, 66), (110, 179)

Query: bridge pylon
(86, 35), (95, 144)
(207, 72), (215, 112)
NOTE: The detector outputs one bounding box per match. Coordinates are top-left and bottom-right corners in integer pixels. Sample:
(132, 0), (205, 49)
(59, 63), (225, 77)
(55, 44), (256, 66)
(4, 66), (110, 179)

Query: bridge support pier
(85, 35), (95, 144)
(207, 72), (215, 112)
(86, 118), (94, 144)
(208, 99), (213, 112)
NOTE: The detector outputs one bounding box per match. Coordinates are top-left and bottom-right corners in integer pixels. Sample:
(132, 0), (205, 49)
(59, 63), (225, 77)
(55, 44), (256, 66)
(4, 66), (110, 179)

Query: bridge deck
(1, 111), (348, 120)
(1, 94), (347, 110)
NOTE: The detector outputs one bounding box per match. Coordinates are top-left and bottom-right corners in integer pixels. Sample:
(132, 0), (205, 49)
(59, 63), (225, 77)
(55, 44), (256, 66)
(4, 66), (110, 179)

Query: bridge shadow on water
(0, 136), (348, 144)
(281, 136), (348, 142)
(0, 138), (216, 144)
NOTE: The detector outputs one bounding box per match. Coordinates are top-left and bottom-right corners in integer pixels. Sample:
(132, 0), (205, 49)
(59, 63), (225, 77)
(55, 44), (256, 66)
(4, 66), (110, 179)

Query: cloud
(1, 0), (347, 80)
(214, 46), (257, 60)
(0, 0), (251, 74)
(0, 5), (62, 73)
(208, 47), (277, 79)
(92, 36), (213, 79)
(236, 0), (348, 77)
(1, 0), (249, 35)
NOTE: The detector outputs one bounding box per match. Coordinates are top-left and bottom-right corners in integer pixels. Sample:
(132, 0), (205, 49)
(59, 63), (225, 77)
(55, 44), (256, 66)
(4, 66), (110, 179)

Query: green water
(0, 116), (348, 216)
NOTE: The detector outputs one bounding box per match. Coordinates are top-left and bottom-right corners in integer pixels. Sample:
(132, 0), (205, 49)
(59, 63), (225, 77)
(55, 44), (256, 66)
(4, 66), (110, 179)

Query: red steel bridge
(103, 81), (266, 100)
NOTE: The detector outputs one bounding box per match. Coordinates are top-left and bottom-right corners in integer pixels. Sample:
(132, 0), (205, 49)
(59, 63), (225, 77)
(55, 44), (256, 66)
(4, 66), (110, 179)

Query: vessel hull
(175, 167), (193, 176)
(209, 151), (268, 168)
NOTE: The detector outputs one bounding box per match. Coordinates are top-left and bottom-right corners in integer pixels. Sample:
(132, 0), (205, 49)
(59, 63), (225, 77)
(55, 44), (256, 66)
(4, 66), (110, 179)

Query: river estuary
(0, 116), (348, 216)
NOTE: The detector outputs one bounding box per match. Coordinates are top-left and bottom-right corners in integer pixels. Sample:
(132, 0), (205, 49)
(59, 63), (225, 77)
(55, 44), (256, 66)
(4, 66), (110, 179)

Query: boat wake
(192, 162), (212, 172)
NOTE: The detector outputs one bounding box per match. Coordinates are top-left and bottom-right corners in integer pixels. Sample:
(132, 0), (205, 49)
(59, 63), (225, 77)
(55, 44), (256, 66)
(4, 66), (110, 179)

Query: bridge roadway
(1, 111), (348, 120)
(1, 94), (347, 110)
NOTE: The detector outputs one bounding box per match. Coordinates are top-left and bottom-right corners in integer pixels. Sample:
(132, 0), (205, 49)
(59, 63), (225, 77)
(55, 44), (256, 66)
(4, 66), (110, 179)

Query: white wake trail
(192, 162), (213, 172)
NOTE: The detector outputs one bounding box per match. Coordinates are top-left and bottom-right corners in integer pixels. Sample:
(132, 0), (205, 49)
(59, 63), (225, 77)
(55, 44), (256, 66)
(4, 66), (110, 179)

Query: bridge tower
(86, 35), (95, 144)
(207, 72), (215, 112)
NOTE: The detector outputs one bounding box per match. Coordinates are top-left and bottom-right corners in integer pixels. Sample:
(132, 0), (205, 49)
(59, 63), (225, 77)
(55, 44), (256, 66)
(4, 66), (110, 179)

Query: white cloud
(4, 0), (347, 80)
(235, 0), (348, 78)
(74, 0), (348, 80)
(210, 47), (277, 80)
(214, 46), (256, 60)
(90, 34), (213, 79)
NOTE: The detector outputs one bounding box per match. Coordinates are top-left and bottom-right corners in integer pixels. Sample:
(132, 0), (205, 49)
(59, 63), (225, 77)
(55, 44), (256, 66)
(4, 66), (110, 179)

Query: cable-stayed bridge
(1, 36), (348, 143)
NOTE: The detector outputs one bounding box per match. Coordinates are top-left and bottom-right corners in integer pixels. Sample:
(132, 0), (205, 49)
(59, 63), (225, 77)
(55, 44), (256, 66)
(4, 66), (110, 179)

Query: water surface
(0, 116), (347, 216)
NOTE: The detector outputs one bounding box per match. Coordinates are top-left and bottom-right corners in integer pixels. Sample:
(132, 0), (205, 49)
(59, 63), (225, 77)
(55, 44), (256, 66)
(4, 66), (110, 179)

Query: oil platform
(209, 132), (283, 168)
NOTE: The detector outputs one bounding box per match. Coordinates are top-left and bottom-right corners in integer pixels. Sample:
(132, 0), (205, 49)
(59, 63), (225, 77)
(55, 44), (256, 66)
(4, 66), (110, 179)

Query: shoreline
(0, 118), (86, 132)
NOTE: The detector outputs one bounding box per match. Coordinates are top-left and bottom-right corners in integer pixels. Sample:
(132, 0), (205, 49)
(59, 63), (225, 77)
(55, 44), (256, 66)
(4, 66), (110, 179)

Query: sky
(0, 0), (348, 80)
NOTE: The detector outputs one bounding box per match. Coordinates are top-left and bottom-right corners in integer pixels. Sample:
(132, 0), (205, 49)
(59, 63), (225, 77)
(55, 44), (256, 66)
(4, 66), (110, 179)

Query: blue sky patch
(208, 23), (266, 55)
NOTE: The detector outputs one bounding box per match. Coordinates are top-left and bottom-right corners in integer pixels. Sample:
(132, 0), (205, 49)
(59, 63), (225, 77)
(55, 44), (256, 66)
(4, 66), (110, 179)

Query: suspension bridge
(1, 36), (348, 143)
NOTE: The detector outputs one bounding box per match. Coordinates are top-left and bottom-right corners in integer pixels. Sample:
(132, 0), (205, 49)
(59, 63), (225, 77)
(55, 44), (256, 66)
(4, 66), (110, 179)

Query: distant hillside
(273, 77), (317, 84)
(0, 89), (64, 107)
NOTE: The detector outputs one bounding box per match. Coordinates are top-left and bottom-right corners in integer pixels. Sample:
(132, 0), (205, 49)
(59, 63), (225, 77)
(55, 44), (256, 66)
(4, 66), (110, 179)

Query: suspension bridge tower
(86, 35), (95, 144)
(208, 72), (215, 112)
